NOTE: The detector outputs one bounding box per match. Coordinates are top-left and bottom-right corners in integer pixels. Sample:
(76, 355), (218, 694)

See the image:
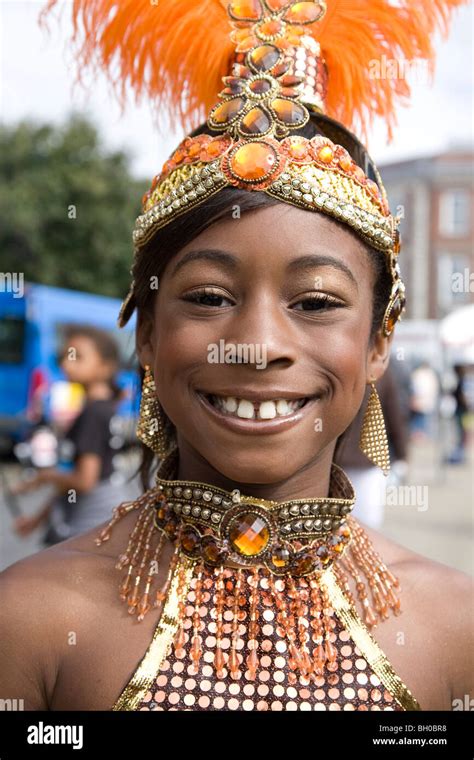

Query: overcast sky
(1, 0), (472, 180)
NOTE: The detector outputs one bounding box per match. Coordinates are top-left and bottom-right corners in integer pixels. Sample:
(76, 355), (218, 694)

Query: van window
(0, 315), (25, 364)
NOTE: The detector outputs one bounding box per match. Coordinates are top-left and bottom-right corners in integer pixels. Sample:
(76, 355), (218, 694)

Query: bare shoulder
(0, 510), (138, 709)
(363, 521), (474, 701)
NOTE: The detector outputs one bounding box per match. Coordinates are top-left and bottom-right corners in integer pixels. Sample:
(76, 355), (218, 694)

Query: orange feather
(40, 0), (468, 142)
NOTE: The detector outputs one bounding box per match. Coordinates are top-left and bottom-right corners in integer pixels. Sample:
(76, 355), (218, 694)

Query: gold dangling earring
(136, 365), (174, 458)
(359, 381), (390, 476)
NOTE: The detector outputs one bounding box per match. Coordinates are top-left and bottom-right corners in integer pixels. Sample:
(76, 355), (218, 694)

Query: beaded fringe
(96, 494), (401, 680)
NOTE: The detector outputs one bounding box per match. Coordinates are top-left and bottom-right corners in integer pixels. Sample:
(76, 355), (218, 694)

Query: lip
(195, 389), (321, 436)
(196, 388), (316, 402)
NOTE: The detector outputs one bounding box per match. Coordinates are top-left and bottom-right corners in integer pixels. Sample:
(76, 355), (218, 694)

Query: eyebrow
(171, 249), (357, 288)
(287, 254), (358, 287)
(171, 249), (239, 277)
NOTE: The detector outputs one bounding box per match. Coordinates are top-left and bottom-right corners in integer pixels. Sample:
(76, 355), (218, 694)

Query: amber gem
(318, 145), (334, 163)
(271, 61), (290, 77)
(284, 2), (324, 23)
(353, 165), (366, 182)
(181, 527), (200, 555)
(280, 74), (304, 87)
(171, 149), (185, 164)
(229, 0), (262, 20)
(212, 97), (245, 124)
(164, 514), (179, 539)
(187, 142), (202, 158)
(229, 512), (270, 556)
(249, 44), (280, 72)
(266, 0), (292, 11)
(155, 504), (170, 526)
(237, 35), (260, 53)
(258, 19), (283, 36)
(201, 536), (226, 565)
(240, 107), (271, 135)
(385, 295), (402, 334)
(287, 137), (308, 159)
(271, 98), (306, 124)
(291, 550), (315, 576)
(221, 77), (245, 94)
(204, 139), (228, 157)
(270, 545), (291, 568)
(279, 87), (299, 98)
(316, 544), (330, 563)
(249, 78), (272, 94)
(230, 141), (276, 180)
(338, 153), (352, 172)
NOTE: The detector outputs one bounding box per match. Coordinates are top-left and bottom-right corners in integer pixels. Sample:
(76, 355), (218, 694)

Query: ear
(135, 309), (155, 369)
(366, 330), (394, 384)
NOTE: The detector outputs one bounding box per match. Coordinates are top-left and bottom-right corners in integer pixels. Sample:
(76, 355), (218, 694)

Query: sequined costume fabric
(112, 557), (420, 712)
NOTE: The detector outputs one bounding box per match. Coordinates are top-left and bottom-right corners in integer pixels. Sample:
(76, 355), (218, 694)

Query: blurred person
(446, 364), (470, 464)
(335, 363), (409, 528)
(12, 325), (127, 545)
(409, 361), (439, 440)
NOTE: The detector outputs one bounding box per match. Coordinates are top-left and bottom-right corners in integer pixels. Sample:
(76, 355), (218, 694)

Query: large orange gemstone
(229, 0), (262, 20)
(230, 141), (277, 180)
(211, 97), (245, 124)
(284, 2), (325, 24)
(249, 44), (280, 72)
(240, 106), (271, 135)
(271, 98), (307, 124)
(229, 512), (270, 556)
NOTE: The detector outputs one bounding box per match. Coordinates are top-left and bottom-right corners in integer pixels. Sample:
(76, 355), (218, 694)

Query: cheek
(151, 307), (214, 409)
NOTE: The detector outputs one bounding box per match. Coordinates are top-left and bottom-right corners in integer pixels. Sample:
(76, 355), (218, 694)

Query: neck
(174, 436), (337, 502)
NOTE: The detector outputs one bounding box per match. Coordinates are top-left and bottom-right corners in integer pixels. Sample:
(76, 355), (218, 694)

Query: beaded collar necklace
(153, 448), (355, 577)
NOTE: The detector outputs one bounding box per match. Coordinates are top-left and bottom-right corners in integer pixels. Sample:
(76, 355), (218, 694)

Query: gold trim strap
(112, 554), (195, 711)
(323, 565), (421, 711)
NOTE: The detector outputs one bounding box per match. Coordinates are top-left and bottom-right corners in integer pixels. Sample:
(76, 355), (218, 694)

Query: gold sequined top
(112, 553), (421, 712)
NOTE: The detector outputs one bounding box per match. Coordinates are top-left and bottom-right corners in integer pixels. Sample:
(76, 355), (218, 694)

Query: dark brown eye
(183, 288), (234, 307)
(293, 294), (343, 311)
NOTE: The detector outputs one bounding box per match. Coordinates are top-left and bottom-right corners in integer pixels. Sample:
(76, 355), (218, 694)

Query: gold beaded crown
(43, 0), (465, 333)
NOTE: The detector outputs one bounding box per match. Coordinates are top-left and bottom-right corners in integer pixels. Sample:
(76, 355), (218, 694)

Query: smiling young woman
(0, 0), (471, 714)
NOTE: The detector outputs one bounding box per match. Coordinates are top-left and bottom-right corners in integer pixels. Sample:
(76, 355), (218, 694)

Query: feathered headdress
(41, 0), (466, 332)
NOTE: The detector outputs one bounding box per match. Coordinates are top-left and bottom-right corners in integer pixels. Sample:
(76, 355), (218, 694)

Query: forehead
(168, 204), (372, 281)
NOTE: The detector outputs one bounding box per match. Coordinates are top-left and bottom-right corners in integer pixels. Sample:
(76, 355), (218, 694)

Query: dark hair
(62, 324), (123, 401)
(131, 118), (393, 487)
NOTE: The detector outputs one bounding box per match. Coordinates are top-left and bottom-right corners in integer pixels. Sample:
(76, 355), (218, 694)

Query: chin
(199, 444), (313, 487)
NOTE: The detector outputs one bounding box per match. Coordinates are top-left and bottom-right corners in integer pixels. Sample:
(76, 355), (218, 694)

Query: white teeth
(259, 401), (277, 419)
(276, 399), (291, 416)
(237, 399), (255, 419)
(224, 396), (238, 412)
(206, 393), (309, 420)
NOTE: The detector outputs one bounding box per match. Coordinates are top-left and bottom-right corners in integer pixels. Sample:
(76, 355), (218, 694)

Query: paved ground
(1, 439), (472, 576)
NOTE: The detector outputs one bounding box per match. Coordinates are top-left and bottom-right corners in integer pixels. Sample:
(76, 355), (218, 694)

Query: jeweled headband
(43, 0), (465, 334)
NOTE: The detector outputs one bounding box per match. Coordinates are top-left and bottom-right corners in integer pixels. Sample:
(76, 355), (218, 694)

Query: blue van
(0, 282), (139, 452)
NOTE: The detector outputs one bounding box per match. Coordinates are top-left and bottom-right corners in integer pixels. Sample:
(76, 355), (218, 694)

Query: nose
(223, 288), (299, 369)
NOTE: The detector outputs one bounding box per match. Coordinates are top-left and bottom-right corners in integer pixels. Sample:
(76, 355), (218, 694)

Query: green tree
(0, 114), (147, 297)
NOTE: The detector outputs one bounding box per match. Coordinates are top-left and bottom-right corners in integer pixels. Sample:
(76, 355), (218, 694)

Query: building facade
(380, 148), (474, 320)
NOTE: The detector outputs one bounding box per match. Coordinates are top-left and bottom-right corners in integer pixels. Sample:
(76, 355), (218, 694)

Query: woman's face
(138, 204), (390, 484)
